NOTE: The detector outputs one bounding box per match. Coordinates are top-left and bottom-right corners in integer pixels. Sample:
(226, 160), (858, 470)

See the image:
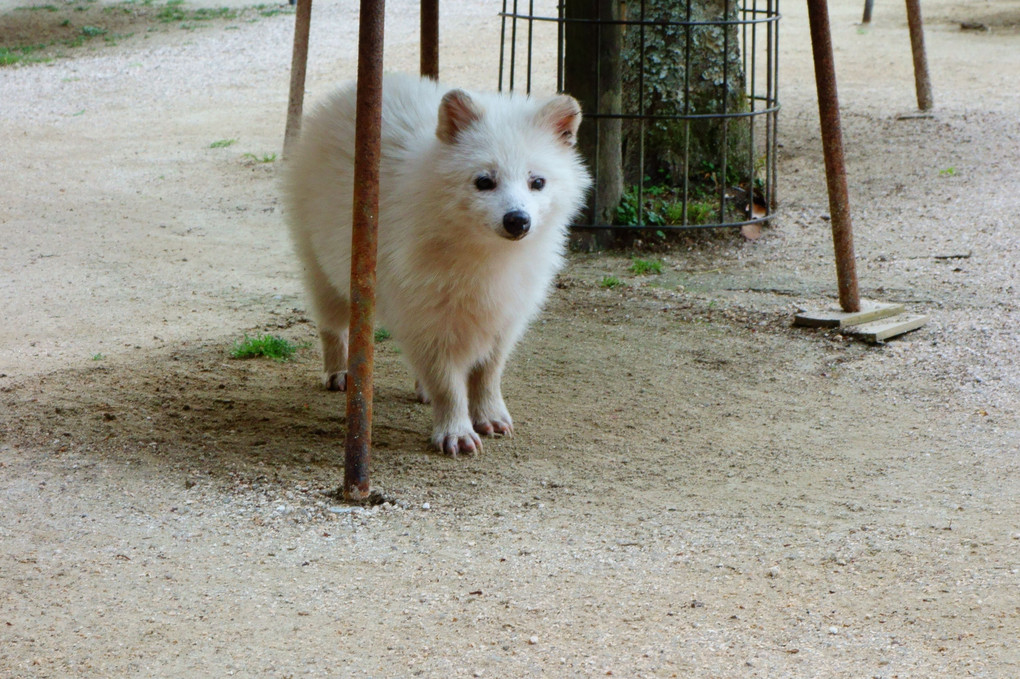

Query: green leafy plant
(629, 258), (663, 275)
(229, 334), (299, 361)
(243, 152), (277, 163)
(374, 328), (391, 342)
(600, 275), (624, 289)
(209, 138), (237, 148)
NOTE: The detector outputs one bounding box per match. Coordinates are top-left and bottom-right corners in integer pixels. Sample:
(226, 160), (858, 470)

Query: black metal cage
(499, 0), (780, 234)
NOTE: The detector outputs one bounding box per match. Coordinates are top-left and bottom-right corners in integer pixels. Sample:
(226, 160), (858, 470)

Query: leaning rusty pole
(806, 0), (860, 313)
(343, 1), (439, 500)
(342, 0), (386, 502)
(284, 0), (440, 500)
(797, 0), (930, 340)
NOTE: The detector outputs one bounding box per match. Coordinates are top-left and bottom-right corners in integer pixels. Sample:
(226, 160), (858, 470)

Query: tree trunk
(564, 0), (753, 234)
(564, 0), (624, 249)
(621, 0), (748, 189)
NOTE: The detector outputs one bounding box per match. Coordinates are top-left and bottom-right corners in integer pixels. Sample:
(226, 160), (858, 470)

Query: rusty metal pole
(421, 0), (439, 80)
(344, 0), (385, 502)
(806, 0), (861, 313)
(284, 0), (313, 155)
(904, 0), (933, 110)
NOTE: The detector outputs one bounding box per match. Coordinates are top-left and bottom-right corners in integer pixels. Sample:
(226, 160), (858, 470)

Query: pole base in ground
(794, 300), (904, 328)
(795, 300), (928, 343)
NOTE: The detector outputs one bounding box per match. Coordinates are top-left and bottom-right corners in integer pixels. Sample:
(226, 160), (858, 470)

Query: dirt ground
(1, 0), (1018, 676)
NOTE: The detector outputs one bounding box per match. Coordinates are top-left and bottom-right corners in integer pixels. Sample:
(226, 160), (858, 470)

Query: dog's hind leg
(302, 255), (350, 391)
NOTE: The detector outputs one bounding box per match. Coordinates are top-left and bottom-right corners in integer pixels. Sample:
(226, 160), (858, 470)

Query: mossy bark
(564, 0), (752, 231)
(621, 0), (749, 187)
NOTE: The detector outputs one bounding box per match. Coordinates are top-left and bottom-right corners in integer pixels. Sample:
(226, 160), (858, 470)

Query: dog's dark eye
(475, 176), (496, 191)
(530, 177), (546, 191)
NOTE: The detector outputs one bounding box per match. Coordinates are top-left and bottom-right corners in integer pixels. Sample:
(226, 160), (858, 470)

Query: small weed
(81, 25), (108, 36)
(229, 334), (299, 361)
(600, 275), (624, 289)
(939, 166), (957, 177)
(374, 328), (391, 342)
(630, 258), (663, 275)
(243, 152), (277, 164)
(210, 138), (237, 148)
(91, 353), (105, 361)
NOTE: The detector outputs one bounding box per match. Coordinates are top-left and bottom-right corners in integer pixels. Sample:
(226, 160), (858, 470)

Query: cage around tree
(499, 0), (780, 240)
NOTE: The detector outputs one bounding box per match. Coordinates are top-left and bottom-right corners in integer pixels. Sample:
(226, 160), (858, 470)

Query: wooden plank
(843, 313), (929, 342)
(794, 300), (906, 328)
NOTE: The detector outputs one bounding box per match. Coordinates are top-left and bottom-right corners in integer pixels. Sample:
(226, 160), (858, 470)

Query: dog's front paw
(432, 427), (482, 457)
(471, 403), (513, 438)
(322, 371), (348, 391)
(472, 415), (513, 437)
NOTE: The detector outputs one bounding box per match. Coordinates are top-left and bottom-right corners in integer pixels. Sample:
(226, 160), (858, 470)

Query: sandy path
(1, 0), (1018, 677)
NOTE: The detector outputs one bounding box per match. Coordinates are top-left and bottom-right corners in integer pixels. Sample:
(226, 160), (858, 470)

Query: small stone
(528, 636), (538, 645)
(767, 566), (781, 578)
(828, 626), (839, 635)
(422, 502), (431, 510)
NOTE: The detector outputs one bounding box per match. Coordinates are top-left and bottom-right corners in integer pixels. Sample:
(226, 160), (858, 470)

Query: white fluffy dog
(284, 74), (590, 455)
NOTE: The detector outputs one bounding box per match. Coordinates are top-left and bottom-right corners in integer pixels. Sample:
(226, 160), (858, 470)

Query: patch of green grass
(229, 334), (299, 361)
(600, 275), (624, 289)
(16, 4), (61, 11)
(81, 24), (107, 36)
(0, 44), (51, 66)
(91, 353), (105, 361)
(939, 166), (957, 177)
(157, 0), (237, 23)
(687, 200), (717, 225)
(253, 3), (294, 17)
(616, 183), (722, 228)
(243, 152), (277, 163)
(210, 138), (237, 148)
(103, 32), (133, 45)
(374, 328), (391, 342)
(629, 258), (663, 275)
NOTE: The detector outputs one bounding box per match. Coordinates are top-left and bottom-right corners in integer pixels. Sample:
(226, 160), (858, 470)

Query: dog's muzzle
(501, 210), (531, 240)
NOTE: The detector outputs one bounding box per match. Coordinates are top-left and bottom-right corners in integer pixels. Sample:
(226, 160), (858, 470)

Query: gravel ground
(1, 0), (1018, 677)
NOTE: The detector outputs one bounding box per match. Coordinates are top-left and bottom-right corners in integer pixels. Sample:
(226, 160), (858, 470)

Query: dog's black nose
(502, 211), (531, 239)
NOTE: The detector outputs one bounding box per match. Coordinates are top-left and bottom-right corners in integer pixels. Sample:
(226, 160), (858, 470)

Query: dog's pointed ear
(437, 89), (482, 144)
(538, 95), (582, 147)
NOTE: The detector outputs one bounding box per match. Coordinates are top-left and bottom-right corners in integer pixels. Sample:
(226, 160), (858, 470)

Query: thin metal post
(861, 0), (874, 24)
(806, 0), (861, 313)
(420, 0), (439, 80)
(344, 0), (385, 502)
(904, 0), (933, 110)
(284, 0), (313, 155)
